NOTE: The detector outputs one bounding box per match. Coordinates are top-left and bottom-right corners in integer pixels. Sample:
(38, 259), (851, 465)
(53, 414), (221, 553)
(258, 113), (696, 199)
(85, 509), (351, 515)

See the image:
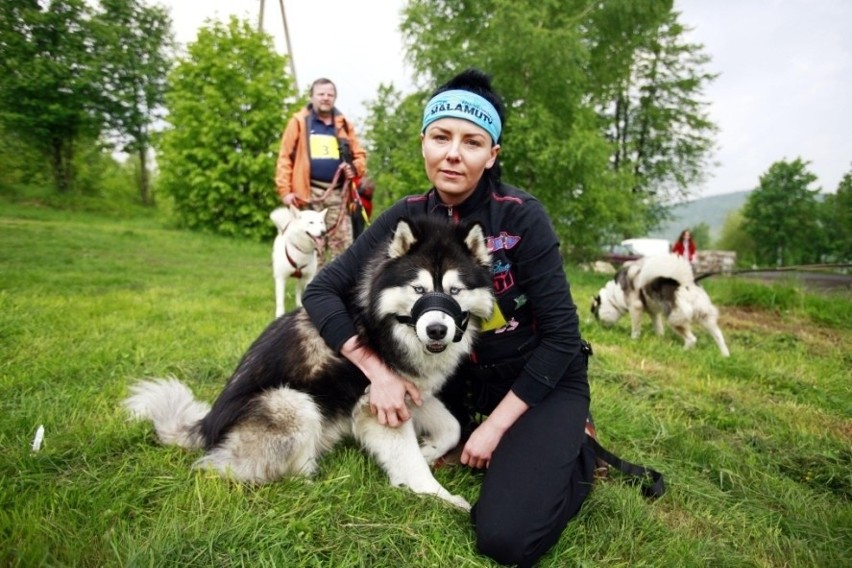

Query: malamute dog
(591, 254), (730, 356)
(124, 217), (494, 509)
(270, 206), (328, 316)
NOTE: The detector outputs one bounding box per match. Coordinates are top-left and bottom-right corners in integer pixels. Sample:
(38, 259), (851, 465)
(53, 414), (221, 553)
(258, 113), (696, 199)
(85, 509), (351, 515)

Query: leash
(349, 180), (372, 228)
(291, 164), (354, 236)
(304, 165), (344, 205)
(586, 436), (666, 499)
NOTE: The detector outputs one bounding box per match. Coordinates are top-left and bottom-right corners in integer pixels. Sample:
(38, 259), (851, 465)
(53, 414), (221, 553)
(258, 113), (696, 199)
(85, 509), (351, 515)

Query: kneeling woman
(302, 68), (594, 567)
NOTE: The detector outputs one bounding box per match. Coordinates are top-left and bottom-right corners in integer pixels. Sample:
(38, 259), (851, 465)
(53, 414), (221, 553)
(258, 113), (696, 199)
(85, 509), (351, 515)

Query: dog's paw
(445, 493), (471, 511)
(419, 440), (442, 464)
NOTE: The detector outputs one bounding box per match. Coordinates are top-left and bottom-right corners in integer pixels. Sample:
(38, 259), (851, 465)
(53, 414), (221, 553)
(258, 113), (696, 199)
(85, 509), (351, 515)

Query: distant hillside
(647, 190), (751, 244)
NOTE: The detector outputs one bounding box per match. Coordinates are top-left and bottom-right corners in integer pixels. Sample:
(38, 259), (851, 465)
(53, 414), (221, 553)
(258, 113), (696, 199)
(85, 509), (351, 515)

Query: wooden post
(278, 0), (298, 87)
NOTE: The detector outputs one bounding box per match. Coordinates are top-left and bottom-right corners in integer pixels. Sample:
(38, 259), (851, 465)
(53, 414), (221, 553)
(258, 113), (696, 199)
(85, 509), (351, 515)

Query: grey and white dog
(124, 217), (495, 509)
(591, 254), (730, 356)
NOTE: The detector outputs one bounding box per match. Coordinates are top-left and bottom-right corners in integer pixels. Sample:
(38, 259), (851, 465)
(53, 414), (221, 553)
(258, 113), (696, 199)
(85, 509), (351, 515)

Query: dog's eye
(413, 285), (426, 294)
(449, 286), (461, 296)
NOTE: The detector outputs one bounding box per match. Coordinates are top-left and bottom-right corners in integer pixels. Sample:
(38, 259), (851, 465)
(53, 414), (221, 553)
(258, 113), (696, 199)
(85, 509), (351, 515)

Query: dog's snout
(426, 322), (448, 340)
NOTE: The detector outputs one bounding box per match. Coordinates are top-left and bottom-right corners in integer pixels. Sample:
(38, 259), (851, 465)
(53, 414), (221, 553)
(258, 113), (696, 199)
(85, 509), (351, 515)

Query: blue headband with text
(421, 89), (502, 144)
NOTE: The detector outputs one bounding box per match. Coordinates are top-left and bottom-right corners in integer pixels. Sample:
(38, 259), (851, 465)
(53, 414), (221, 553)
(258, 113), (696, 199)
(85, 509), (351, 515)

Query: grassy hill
(648, 190), (751, 243)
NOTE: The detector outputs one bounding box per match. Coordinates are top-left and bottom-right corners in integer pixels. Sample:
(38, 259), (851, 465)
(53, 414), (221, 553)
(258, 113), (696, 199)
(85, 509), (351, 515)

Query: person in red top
(672, 228), (697, 264)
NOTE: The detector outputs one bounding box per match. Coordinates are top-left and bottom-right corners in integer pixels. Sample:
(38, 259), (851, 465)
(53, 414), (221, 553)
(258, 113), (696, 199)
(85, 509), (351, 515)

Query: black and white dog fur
(271, 205), (328, 317)
(124, 217), (495, 509)
(592, 254), (730, 356)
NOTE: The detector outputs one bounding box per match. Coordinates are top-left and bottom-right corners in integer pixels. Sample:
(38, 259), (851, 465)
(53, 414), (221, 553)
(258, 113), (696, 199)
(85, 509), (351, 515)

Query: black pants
(440, 351), (594, 567)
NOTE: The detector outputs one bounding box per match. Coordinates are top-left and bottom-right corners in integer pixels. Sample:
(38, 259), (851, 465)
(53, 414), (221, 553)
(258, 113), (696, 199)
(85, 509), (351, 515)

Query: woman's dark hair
(431, 68), (505, 183)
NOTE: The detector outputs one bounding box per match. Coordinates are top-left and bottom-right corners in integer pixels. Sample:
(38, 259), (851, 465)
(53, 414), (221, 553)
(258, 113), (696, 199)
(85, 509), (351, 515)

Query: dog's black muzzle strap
(395, 292), (469, 343)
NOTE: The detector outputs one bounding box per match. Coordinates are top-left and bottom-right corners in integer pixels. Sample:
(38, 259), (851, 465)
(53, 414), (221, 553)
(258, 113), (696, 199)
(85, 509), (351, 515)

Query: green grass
(1, 202), (850, 567)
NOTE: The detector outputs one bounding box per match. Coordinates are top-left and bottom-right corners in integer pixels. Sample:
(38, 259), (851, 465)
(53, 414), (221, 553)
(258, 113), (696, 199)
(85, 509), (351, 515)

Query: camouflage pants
(310, 181), (352, 264)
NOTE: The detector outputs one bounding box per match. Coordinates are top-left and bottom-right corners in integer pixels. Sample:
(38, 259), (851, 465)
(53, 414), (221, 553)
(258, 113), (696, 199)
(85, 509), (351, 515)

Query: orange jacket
(275, 105), (367, 203)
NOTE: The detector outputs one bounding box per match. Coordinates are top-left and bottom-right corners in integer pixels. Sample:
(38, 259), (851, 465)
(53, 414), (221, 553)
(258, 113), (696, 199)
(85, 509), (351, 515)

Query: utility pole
(258, 0), (298, 87)
(278, 0), (298, 87)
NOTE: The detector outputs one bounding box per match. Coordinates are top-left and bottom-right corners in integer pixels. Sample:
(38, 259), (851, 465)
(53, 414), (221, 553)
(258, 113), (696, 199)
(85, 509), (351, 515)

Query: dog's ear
(463, 223), (491, 268)
(591, 295), (601, 316)
(388, 219), (417, 258)
(319, 208), (329, 222)
(288, 204), (300, 216)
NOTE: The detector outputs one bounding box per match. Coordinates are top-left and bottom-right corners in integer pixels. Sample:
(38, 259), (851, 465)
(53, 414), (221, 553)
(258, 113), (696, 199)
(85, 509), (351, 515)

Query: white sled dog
(124, 217), (495, 509)
(591, 254), (730, 356)
(270, 205), (328, 317)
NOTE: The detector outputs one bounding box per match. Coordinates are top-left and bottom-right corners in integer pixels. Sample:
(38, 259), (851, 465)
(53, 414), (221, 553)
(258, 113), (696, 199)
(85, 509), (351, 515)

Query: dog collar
(285, 243), (308, 278)
(396, 292), (470, 343)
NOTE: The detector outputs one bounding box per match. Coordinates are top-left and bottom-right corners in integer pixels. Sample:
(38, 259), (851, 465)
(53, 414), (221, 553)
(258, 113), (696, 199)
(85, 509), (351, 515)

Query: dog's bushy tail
(269, 207), (294, 232)
(124, 378), (209, 449)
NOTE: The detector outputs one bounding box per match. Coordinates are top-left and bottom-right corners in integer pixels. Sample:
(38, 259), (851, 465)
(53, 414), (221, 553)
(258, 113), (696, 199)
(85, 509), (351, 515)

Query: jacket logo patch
(486, 232), (521, 252)
(495, 317), (519, 334)
(491, 260), (515, 295)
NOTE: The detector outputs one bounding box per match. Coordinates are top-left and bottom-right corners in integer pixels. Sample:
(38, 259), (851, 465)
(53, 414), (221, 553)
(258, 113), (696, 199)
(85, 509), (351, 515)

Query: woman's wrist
(484, 391), (529, 434)
(341, 336), (381, 383)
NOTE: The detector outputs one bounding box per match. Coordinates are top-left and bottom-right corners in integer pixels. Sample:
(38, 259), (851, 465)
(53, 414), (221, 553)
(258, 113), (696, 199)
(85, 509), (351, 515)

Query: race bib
(309, 134), (340, 159)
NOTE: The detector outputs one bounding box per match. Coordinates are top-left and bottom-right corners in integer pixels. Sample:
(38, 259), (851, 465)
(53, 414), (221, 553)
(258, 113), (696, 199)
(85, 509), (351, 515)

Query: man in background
(275, 77), (367, 259)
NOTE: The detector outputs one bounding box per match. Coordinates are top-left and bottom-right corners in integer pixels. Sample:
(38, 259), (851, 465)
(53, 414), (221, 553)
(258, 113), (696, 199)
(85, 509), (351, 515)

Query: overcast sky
(159, 0), (852, 199)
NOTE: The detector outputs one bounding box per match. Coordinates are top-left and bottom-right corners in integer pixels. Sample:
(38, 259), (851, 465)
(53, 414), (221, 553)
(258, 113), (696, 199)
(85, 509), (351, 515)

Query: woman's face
(421, 118), (500, 206)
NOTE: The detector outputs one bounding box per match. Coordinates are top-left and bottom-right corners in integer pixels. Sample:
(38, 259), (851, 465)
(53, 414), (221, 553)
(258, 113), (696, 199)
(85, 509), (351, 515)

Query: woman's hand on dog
(341, 336), (422, 427)
(368, 373), (421, 427)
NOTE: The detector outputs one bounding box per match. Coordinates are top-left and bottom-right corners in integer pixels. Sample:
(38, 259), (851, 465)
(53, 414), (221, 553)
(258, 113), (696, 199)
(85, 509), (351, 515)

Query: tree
(362, 85), (429, 211)
(742, 158), (822, 266)
(0, 125), (50, 190)
(819, 166), (852, 263)
(690, 222), (711, 249)
(92, 0), (174, 205)
(385, 0), (716, 258)
(594, 7), (718, 212)
(0, 0), (102, 193)
(396, 0), (641, 256)
(716, 210), (757, 266)
(156, 17), (297, 241)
